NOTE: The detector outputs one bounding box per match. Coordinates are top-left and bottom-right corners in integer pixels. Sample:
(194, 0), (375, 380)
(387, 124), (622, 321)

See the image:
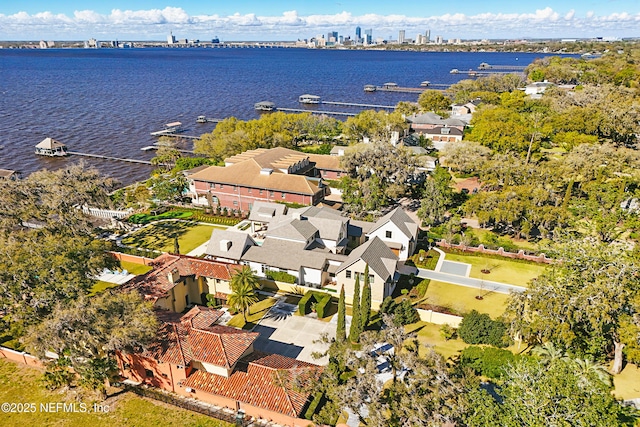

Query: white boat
(196, 115), (207, 123)
(420, 81), (430, 87)
(364, 85), (376, 92)
(299, 94), (321, 104)
(450, 68), (459, 74)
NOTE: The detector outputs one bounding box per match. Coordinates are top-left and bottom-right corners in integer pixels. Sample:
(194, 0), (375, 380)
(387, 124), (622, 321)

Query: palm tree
(228, 266), (260, 322)
(572, 358), (612, 387)
(230, 265), (260, 293)
(532, 341), (567, 363)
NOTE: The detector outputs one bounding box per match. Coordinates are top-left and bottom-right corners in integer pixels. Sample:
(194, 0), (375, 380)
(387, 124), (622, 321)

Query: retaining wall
(109, 251), (156, 265)
(0, 346), (43, 368)
(416, 309), (463, 327)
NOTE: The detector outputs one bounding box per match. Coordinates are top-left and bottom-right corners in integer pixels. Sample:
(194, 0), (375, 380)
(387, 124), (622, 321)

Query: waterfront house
(35, 137), (68, 157)
(117, 306), (321, 427)
(419, 126), (464, 149)
(187, 148), (338, 212)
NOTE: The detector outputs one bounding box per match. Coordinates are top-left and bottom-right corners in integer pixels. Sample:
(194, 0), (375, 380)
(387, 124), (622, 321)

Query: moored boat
(298, 94), (321, 104)
(254, 101), (276, 111)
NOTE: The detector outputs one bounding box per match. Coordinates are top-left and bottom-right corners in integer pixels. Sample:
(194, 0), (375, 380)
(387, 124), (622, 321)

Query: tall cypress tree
(349, 274), (362, 342)
(360, 264), (372, 331)
(336, 285), (346, 342)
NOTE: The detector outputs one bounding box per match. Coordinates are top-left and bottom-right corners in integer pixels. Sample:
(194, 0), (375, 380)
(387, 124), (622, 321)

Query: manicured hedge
(265, 269), (297, 284)
(298, 291), (332, 318)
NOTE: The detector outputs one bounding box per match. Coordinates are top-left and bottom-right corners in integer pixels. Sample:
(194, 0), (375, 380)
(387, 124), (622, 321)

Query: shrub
(265, 269), (297, 284)
(298, 291), (332, 317)
(379, 296), (397, 315)
(416, 279), (430, 298)
(459, 346), (520, 379)
(393, 298), (419, 326)
(458, 310), (510, 347)
(440, 324), (457, 341)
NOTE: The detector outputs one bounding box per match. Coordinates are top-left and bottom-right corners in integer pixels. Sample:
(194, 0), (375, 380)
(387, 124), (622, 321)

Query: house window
(219, 184), (224, 189)
(233, 200), (238, 206)
(233, 185), (238, 191)
(386, 231), (392, 238)
(248, 188), (252, 193)
(261, 265), (267, 273)
(259, 189), (263, 195)
(369, 274), (374, 283)
(212, 196), (219, 204)
(337, 172), (341, 177)
(346, 270), (351, 279)
(248, 203), (252, 210)
(281, 192), (286, 199)
(269, 191), (274, 197)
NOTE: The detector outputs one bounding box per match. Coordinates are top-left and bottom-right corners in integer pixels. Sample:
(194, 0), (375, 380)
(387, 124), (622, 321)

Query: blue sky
(1, 1), (639, 41)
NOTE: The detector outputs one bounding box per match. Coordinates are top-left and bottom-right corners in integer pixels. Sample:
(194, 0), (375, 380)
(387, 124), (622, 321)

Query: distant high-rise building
(364, 29), (373, 45)
(398, 30), (405, 44)
(167, 31), (175, 45)
(327, 31), (338, 44)
(425, 29), (431, 43)
(355, 26), (361, 40)
(415, 34), (425, 45)
(435, 35), (443, 45)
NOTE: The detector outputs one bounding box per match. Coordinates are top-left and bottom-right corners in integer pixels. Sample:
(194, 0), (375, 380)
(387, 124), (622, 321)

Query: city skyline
(1, 1), (639, 41)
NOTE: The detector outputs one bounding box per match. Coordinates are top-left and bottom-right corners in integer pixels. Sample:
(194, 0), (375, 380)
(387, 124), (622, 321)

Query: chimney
(220, 240), (232, 252)
(167, 268), (180, 284)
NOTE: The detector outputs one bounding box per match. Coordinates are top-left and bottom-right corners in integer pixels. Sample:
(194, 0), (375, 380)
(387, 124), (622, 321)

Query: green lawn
(120, 260), (153, 275)
(442, 251), (548, 287)
(122, 221), (222, 254)
(422, 280), (510, 319)
(226, 296), (278, 330)
(612, 363), (640, 400)
(89, 281), (121, 296)
(0, 359), (232, 427)
(408, 321), (469, 360)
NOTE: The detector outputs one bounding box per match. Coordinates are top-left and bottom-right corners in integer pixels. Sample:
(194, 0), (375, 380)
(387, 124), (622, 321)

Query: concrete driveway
(416, 268), (525, 294)
(252, 300), (340, 365)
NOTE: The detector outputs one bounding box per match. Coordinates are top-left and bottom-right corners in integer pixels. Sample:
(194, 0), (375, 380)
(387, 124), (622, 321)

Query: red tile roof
(144, 307), (256, 368)
(182, 352), (322, 417)
(124, 254), (241, 301)
(188, 326), (258, 368)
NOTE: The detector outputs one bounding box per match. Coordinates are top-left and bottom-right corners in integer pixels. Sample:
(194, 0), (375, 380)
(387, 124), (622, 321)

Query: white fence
(82, 206), (133, 219)
(416, 308), (463, 327)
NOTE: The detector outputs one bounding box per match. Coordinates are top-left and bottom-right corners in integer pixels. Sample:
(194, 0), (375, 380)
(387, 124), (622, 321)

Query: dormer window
(386, 231), (392, 238)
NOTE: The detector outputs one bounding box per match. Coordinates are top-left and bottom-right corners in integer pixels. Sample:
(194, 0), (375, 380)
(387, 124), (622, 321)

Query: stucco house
(123, 253), (242, 312)
(117, 306), (321, 427)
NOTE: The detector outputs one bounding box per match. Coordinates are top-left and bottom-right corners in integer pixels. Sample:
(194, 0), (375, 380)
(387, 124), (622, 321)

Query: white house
(366, 207), (418, 260)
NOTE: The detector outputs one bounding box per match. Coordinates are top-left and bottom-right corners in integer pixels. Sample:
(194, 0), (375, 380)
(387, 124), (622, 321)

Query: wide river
(0, 48), (546, 185)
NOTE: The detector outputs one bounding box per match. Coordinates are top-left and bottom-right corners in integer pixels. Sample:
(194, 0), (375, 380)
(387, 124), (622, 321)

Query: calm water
(0, 48), (543, 185)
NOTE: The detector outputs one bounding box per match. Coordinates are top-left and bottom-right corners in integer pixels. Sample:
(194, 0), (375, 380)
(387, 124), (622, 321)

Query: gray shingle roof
(337, 236), (398, 281)
(205, 230), (256, 260)
(267, 218), (318, 242)
(367, 207), (418, 240)
(242, 239), (347, 271)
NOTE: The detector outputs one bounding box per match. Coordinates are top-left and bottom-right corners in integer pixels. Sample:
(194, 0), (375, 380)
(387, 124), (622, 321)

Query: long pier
(371, 86), (426, 93)
(321, 101), (396, 109)
(277, 108), (356, 116)
(478, 64), (527, 70)
(150, 132), (201, 140)
(68, 151), (153, 165)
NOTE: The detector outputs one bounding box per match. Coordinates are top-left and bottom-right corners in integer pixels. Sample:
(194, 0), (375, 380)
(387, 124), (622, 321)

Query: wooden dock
(371, 86), (426, 94)
(150, 132), (201, 140)
(68, 151), (154, 165)
(322, 101), (396, 109)
(478, 64), (527, 70)
(277, 108), (356, 116)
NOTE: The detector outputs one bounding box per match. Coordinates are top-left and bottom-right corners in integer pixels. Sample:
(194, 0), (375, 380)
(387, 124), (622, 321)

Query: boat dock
(368, 86), (426, 94)
(68, 151), (153, 165)
(322, 101), (396, 109)
(150, 132), (201, 140)
(478, 63), (527, 70)
(140, 144), (200, 155)
(277, 108), (357, 116)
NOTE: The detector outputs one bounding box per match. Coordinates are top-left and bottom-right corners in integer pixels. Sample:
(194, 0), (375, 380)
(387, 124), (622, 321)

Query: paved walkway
(416, 268), (525, 294)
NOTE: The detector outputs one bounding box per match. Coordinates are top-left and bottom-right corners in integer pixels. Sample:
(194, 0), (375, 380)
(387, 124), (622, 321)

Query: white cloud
(0, 7), (639, 41)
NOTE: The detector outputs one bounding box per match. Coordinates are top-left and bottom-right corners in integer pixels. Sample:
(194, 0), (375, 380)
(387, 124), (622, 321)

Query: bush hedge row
(298, 291), (332, 318)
